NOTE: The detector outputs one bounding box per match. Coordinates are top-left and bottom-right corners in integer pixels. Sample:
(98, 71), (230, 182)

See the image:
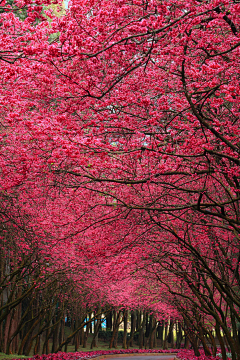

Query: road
(101, 356), (176, 360)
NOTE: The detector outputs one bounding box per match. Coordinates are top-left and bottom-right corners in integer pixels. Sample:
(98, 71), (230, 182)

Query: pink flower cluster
(13, 348), (225, 360)
(29, 349), (180, 360)
(177, 349), (224, 360)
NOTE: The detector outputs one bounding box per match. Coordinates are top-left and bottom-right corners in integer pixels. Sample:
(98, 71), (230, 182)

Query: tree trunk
(163, 321), (169, 350)
(3, 312), (11, 353)
(59, 319), (65, 345)
(106, 311), (112, 330)
(145, 313), (149, 338)
(91, 311), (101, 349)
(149, 317), (157, 349)
(80, 327), (84, 345)
(207, 329), (217, 357)
(127, 310), (136, 348)
(42, 327), (50, 355)
(74, 331), (80, 352)
(167, 320), (173, 346)
(83, 316), (91, 348)
(157, 321), (164, 348)
(52, 317), (61, 353)
(175, 322), (182, 349)
(139, 311), (146, 349)
(122, 310), (128, 349)
(109, 311), (122, 349)
(34, 335), (41, 355)
(215, 323), (227, 360)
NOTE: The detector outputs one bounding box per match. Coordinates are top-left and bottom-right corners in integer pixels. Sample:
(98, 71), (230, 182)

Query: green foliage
(48, 31), (60, 43)
(98, 329), (131, 342)
(98, 328), (113, 342)
(133, 332), (139, 342)
(0, 353), (28, 360)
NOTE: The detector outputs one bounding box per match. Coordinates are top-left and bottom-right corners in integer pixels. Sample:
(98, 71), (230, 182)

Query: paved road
(102, 357), (176, 360)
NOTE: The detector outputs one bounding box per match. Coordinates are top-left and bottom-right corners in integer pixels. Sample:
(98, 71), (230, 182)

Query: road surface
(101, 356), (176, 360)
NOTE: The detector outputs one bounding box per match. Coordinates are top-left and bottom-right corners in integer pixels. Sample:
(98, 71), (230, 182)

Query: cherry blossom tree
(0, 0), (240, 358)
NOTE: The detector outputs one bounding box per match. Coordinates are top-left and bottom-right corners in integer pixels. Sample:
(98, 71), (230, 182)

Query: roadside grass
(0, 353), (29, 360)
(0, 334), (141, 360)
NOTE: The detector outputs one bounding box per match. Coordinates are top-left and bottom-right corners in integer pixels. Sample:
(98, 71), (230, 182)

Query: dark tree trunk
(59, 319), (65, 346)
(109, 311), (122, 349)
(167, 320), (173, 345)
(128, 310), (136, 348)
(91, 311), (101, 349)
(145, 313), (150, 338)
(145, 314), (153, 349)
(122, 310), (128, 349)
(149, 317), (157, 349)
(176, 322), (183, 349)
(83, 315), (91, 348)
(106, 311), (113, 330)
(52, 317), (61, 353)
(139, 311), (146, 349)
(157, 321), (164, 348)
(163, 322), (169, 350)
(136, 310), (140, 331)
(80, 327), (84, 345)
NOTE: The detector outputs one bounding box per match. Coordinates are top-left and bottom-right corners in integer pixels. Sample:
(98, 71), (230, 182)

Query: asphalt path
(102, 356), (176, 360)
